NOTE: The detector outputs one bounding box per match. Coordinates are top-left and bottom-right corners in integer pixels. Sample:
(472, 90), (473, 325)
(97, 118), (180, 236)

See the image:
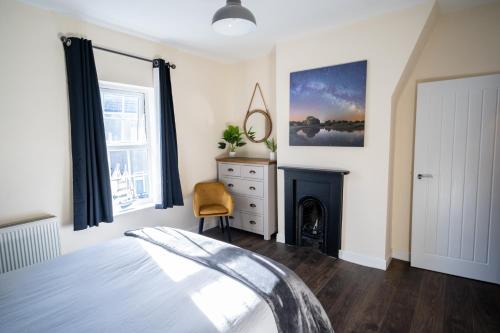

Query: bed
(0, 227), (332, 333)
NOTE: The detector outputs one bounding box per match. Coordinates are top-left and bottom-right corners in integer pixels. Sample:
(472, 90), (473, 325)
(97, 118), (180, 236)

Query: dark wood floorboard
(409, 270), (446, 333)
(203, 227), (500, 333)
(379, 262), (424, 333)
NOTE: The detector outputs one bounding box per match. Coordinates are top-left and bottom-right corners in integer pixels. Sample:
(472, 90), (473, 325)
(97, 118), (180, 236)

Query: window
(100, 82), (155, 215)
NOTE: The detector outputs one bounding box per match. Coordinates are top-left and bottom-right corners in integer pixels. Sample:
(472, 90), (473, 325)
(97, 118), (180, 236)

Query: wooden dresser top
(216, 157), (277, 165)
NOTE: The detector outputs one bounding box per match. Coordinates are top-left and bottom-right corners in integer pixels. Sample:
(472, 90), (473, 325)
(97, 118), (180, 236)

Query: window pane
(103, 118), (122, 143)
(131, 149), (147, 174)
(102, 92), (146, 144)
(108, 148), (151, 211)
(122, 118), (140, 143)
(124, 95), (140, 113)
(102, 93), (122, 112)
(109, 150), (132, 208)
(134, 175), (149, 199)
(109, 150), (127, 174)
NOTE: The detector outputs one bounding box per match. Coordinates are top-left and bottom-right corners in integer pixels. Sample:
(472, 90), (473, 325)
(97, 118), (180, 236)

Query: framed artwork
(289, 60), (367, 147)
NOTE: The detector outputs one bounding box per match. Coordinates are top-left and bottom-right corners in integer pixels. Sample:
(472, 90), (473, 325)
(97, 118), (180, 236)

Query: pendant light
(212, 0), (257, 36)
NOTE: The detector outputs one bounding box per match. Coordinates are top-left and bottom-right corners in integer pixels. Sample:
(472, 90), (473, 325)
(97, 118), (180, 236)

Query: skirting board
(275, 236), (389, 270)
(339, 250), (390, 270)
(391, 249), (410, 262)
(276, 232), (285, 243)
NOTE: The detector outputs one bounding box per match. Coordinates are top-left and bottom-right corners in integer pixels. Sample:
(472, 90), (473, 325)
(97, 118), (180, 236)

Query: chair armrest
(192, 191), (201, 217)
(222, 189), (234, 215)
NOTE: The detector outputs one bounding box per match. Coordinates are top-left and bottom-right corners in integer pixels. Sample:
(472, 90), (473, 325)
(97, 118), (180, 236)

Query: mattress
(0, 237), (278, 333)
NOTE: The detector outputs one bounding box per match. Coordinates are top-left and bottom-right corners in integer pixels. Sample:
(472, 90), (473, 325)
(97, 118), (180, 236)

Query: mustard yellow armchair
(193, 182), (234, 242)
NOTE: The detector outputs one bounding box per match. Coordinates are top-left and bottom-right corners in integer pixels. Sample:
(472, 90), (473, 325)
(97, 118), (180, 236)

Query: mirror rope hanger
(246, 83), (269, 114)
(244, 83), (273, 143)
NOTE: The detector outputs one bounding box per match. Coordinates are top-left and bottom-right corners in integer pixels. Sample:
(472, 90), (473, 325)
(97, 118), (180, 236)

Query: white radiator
(0, 216), (61, 274)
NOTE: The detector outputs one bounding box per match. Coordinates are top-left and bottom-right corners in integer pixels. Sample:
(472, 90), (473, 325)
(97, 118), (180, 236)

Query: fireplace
(298, 197), (325, 251)
(279, 166), (349, 257)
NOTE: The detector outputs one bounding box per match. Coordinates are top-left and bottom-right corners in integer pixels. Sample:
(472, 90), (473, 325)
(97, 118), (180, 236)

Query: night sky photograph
(289, 60), (367, 147)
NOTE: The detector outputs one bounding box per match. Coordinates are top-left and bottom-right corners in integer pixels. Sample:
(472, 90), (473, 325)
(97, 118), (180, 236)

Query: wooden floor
(204, 227), (500, 333)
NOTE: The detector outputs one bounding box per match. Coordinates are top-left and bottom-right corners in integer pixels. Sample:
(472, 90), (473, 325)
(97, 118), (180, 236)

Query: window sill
(113, 202), (156, 217)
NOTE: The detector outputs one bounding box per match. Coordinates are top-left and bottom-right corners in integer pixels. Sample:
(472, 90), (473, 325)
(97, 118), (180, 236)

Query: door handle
(417, 174), (433, 180)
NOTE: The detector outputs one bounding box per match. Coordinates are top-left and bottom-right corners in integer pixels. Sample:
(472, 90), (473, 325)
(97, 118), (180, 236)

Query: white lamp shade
(212, 17), (257, 36)
(212, 0), (257, 36)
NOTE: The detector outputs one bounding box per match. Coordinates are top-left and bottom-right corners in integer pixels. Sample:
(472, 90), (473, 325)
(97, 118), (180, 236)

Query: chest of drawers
(216, 157), (277, 240)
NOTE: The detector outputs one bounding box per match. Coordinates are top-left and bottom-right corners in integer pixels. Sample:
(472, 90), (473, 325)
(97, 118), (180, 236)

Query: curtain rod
(60, 36), (176, 69)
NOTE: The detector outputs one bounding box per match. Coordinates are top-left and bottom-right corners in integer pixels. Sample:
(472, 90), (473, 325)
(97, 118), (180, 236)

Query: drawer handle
(228, 168), (234, 172)
(250, 203), (256, 208)
(249, 170), (256, 174)
(249, 220), (256, 225)
(229, 216), (234, 219)
(228, 183), (234, 188)
(249, 186), (256, 191)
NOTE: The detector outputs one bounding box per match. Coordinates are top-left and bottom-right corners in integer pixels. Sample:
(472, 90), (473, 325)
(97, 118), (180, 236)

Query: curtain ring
(61, 36), (72, 47)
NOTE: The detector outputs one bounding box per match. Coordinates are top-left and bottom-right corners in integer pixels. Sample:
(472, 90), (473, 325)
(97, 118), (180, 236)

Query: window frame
(99, 80), (156, 216)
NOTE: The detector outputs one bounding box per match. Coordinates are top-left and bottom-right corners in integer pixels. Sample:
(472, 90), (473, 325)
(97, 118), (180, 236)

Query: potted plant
(264, 137), (277, 160)
(218, 125), (246, 157)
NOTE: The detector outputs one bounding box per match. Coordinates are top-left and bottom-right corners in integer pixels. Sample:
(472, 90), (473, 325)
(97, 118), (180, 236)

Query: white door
(411, 74), (500, 284)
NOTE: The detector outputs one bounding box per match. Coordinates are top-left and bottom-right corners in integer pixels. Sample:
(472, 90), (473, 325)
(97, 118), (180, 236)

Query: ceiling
(21, 0), (499, 62)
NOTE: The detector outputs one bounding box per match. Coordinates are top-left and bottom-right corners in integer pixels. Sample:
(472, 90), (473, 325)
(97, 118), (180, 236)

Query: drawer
(234, 195), (264, 214)
(221, 177), (264, 197)
(241, 165), (264, 180)
(219, 163), (241, 177)
(239, 212), (263, 233)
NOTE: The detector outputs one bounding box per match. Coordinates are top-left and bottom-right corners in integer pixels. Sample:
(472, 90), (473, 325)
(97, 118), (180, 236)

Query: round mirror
(244, 109), (272, 143)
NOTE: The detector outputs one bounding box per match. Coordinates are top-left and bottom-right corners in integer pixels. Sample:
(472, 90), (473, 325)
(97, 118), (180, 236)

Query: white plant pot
(269, 152), (276, 161)
(229, 151), (236, 158)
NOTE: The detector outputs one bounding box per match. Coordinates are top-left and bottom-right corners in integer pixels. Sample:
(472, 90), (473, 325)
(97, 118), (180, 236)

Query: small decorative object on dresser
(264, 137), (277, 161)
(217, 125), (248, 158)
(217, 157), (277, 240)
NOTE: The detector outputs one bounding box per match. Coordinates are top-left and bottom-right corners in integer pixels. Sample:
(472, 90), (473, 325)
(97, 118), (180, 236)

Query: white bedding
(0, 237), (278, 333)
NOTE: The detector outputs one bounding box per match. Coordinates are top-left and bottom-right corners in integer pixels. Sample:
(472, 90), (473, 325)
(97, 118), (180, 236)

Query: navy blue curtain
(62, 37), (113, 230)
(154, 59), (184, 208)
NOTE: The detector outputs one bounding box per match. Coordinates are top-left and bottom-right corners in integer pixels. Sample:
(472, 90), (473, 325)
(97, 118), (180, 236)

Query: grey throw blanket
(125, 227), (333, 333)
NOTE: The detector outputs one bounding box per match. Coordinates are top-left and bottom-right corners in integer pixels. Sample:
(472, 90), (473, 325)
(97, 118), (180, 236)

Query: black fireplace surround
(279, 166), (349, 258)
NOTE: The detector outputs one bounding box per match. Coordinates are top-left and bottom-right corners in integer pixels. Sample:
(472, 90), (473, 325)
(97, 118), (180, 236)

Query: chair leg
(219, 216), (224, 233)
(224, 216), (231, 243)
(198, 218), (205, 234)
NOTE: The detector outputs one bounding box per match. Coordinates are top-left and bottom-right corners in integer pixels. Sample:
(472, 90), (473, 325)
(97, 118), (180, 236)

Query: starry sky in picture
(290, 60), (367, 122)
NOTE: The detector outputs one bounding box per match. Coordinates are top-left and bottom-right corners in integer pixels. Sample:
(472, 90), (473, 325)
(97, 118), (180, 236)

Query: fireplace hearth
(279, 166), (349, 257)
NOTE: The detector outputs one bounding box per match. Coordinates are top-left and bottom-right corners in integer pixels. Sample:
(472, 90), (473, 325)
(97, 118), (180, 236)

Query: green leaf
(219, 124), (247, 152)
(264, 137), (277, 152)
(247, 126), (256, 140)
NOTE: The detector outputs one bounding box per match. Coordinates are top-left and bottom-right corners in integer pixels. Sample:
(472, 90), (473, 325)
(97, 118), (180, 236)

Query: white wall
(223, 52), (277, 158)
(0, 0), (237, 253)
(274, 2), (435, 268)
(391, 2), (500, 260)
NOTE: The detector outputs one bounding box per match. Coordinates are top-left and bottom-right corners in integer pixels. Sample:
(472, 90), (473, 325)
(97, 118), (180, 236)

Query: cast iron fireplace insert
(279, 166), (349, 258)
